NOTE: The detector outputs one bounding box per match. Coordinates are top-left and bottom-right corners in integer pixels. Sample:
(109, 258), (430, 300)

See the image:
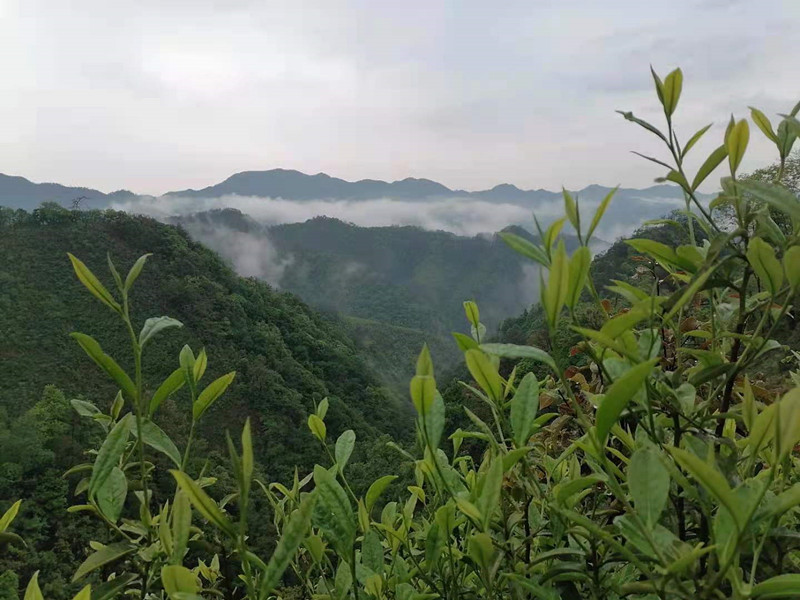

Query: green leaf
(738, 179), (800, 225)
(752, 574), (800, 598)
(89, 414), (131, 498)
(747, 237), (784, 295)
(170, 470), (237, 538)
(149, 368), (185, 416)
(24, 572), (43, 600)
(71, 399), (101, 417)
(563, 188), (579, 233)
(307, 414), (326, 442)
(617, 111), (669, 144)
(133, 420), (182, 467)
(409, 375), (436, 415)
(312, 464), (355, 555)
(107, 253), (123, 292)
(463, 301), (480, 328)
(750, 107), (779, 143)
(595, 359), (658, 445)
(90, 573), (137, 600)
(361, 528), (384, 575)
(241, 418), (253, 498)
(587, 187), (617, 243)
(161, 565), (199, 598)
(139, 316), (183, 348)
(67, 253), (121, 313)
(480, 343), (557, 374)
(464, 349), (503, 402)
(71, 333), (136, 402)
(467, 532), (495, 571)
(171, 490), (191, 565)
(0, 500), (21, 532)
(193, 348), (208, 382)
(692, 145), (728, 191)
(783, 246), (800, 294)
(662, 68), (682, 116)
(71, 585), (91, 600)
(628, 447), (670, 529)
(726, 119), (750, 175)
(682, 123), (713, 158)
(554, 475), (605, 506)
(543, 240), (570, 329)
(499, 231), (549, 267)
(170, 490), (192, 565)
(566, 246), (591, 309)
(193, 371), (236, 420)
(72, 542), (136, 582)
(419, 391), (445, 450)
(626, 238), (694, 272)
(477, 457), (503, 531)
(663, 268), (713, 322)
(124, 253), (151, 293)
(96, 467), (127, 523)
(259, 493), (316, 599)
(452, 332), (479, 352)
(777, 388), (800, 461)
(510, 373), (539, 447)
(766, 483), (800, 520)
(366, 476), (397, 513)
(544, 217), (566, 251)
(335, 430), (356, 473)
(668, 447), (741, 530)
(415, 343), (434, 377)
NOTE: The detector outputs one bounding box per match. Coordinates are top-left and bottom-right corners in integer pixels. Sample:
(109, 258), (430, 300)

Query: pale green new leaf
(193, 371), (236, 420)
(366, 476), (397, 513)
(628, 447), (670, 528)
(464, 349), (503, 402)
(149, 368), (185, 416)
(595, 359), (658, 444)
(24, 572), (43, 600)
(510, 373), (539, 447)
(477, 457), (503, 531)
(67, 253), (120, 313)
(161, 565), (199, 598)
(499, 231), (549, 267)
(480, 343), (558, 374)
(96, 467), (127, 523)
(124, 253), (151, 293)
(171, 490), (191, 565)
(170, 470), (237, 538)
(752, 574), (800, 598)
(89, 414), (131, 497)
(747, 237), (784, 295)
(312, 465), (355, 554)
(587, 187), (617, 242)
(566, 246), (591, 309)
(139, 316), (183, 347)
(133, 420), (182, 467)
(71, 333), (136, 402)
(0, 500), (21, 532)
(738, 179), (800, 225)
(72, 542), (136, 582)
(259, 493), (316, 599)
(691, 145), (728, 191)
(335, 430), (356, 473)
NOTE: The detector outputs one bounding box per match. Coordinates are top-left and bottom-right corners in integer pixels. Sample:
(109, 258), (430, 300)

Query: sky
(0, 0), (798, 196)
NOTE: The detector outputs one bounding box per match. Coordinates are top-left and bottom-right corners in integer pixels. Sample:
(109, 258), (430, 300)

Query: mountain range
(0, 168), (698, 210)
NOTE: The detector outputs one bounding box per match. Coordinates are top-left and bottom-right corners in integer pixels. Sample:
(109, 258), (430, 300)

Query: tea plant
(5, 67), (800, 599)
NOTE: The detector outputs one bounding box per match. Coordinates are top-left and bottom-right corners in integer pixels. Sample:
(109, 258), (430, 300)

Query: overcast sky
(0, 0), (797, 195)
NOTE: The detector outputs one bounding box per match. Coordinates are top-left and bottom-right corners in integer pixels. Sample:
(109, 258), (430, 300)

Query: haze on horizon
(1, 0), (797, 196)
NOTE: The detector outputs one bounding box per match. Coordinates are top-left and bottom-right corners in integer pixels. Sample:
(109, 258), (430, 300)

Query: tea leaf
(752, 574), (800, 598)
(477, 457), (503, 531)
(149, 368), (185, 416)
(628, 447), (670, 529)
(171, 490), (191, 565)
(499, 231), (550, 267)
(747, 237), (784, 295)
(67, 253), (121, 313)
(596, 359), (658, 445)
(71, 333), (136, 402)
(465, 349), (503, 402)
(480, 343), (558, 374)
(170, 470), (237, 538)
(89, 414), (131, 498)
(161, 565), (199, 597)
(139, 316), (183, 348)
(312, 465), (355, 555)
(24, 572), (43, 600)
(133, 420), (181, 467)
(0, 500), (21, 532)
(587, 187), (617, 242)
(567, 246), (591, 309)
(193, 371), (236, 420)
(510, 373), (540, 447)
(259, 492), (316, 599)
(692, 145), (728, 191)
(96, 467), (127, 523)
(72, 542), (136, 582)
(124, 253), (151, 293)
(335, 430), (356, 473)
(726, 119), (749, 174)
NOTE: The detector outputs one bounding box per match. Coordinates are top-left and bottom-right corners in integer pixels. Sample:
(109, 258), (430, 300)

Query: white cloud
(0, 0), (797, 194)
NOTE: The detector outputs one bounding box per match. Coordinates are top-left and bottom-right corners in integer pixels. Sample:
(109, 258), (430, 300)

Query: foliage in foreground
(3, 67), (800, 599)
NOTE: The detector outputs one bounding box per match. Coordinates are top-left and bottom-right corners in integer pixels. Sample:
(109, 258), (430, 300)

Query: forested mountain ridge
(0, 204), (410, 463)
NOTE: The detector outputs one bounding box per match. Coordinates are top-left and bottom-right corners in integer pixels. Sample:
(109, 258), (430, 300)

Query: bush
(4, 67), (800, 599)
